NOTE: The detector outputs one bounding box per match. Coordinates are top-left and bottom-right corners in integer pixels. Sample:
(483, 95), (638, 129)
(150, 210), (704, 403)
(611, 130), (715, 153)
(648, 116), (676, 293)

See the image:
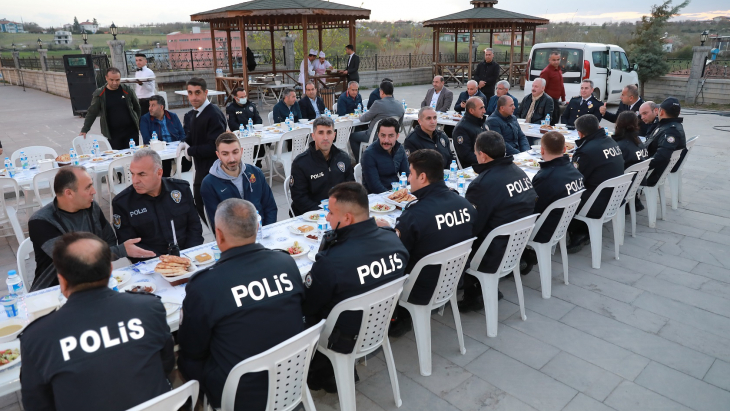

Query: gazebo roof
(423, 0), (548, 29)
(191, 0), (370, 21)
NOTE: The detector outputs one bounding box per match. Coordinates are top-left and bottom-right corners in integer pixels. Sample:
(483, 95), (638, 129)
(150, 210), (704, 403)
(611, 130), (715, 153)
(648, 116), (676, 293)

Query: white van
(524, 42), (639, 105)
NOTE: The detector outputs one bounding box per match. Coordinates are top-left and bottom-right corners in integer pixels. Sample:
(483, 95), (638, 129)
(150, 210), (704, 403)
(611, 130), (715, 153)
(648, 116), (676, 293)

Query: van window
(592, 51), (608, 69)
(530, 48), (584, 82)
(620, 52), (631, 72)
(611, 51), (622, 70)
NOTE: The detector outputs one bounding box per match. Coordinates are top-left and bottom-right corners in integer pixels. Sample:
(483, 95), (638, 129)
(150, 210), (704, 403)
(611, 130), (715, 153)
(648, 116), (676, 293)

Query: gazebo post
(302, 15), (309, 86)
(489, 29), (493, 48)
(226, 28), (234, 75)
(318, 21), (323, 53)
(270, 25), (276, 74)
(520, 28), (525, 62)
(533, 27), (537, 47)
(508, 23), (515, 84)
(468, 24), (474, 79)
(432, 27), (437, 76)
(350, 19), (356, 49)
(239, 17), (248, 92)
(454, 28), (458, 63)
(210, 27), (218, 74)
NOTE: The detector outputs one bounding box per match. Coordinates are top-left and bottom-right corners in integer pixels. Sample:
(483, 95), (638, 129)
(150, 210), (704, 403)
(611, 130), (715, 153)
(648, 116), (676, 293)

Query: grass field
(0, 32), (168, 52)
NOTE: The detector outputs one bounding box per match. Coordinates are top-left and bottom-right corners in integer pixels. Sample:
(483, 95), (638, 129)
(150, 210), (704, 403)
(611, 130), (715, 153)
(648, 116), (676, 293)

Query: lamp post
(11, 43), (16, 52)
(110, 22), (118, 40)
(700, 30), (709, 46)
(37, 38), (42, 50)
(82, 31), (88, 45)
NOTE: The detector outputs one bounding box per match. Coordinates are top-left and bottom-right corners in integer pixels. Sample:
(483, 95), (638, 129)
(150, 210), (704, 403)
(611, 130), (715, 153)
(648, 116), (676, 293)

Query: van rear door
(528, 47), (584, 85)
(607, 46), (625, 104)
(590, 49), (610, 101)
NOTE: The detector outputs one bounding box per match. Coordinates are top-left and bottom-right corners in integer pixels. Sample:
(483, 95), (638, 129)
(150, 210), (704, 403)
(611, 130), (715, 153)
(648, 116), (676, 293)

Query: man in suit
(299, 83), (326, 120)
(179, 77), (227, 221)
(561, 79), (603, 128)
(367, 78), (392, 109)
(350, 80), (404, 162)
(454, 80), (487, 114)
(420, 75), (453, 112)
(599, 84), (644, 123)
(342, 44), (360, 83)
(272, 88), (302, 123)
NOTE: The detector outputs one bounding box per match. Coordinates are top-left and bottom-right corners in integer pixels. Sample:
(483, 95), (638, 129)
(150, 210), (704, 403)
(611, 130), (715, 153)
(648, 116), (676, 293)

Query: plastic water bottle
(285, 116), (291, 131)
(20, 152), (28, 170)
(604, 127), (610, 136)
(457, 174), (466, 196)
(93, 140), (100, 157)
(363, 106), (368, 114)
(545, 114), (551, 125)
(318, 210), (326, 232)
(239, 123), (245, 137)
(69, 149), (79, 166)
(5, 270), (24, 296)
(449, 160), (457, 182)
(129, 139), (136, 151)
(431, 101), (436, 110)
(3, 158), (14, 178)
(402, 99), (407, 111)
(247, 118), (254, 134)
(399, 172), (408, 189)
(151, 131), (158, 142)
(356, 103), (362, 116)
(256, 211), (263, 242)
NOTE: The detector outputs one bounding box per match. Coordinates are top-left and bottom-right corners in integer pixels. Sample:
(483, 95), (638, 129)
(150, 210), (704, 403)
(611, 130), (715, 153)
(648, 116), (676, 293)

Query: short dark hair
(53, 232), (111, 287)
(232, 87), (246, 97)
(376, 117), (400, 135)
(186, 77), (207, 91)
(312, 116), (335, 133)
(282, 88), (295, 99)
(148, 95), (165, 108)
(380, 80), (394, 96)
(346, 44), (355, 51)
(328, 182), (368, 212)
(106, 67), (121, 76)
(550, 50), (561, 57)
(542, 131), (565, 155)
(475, 131), (505, 159)
(216, 132), (240, 149)
(624, 84), (639, 99)
(54, 166), (88, 195)
(408, 149), (444, 184)
(497, 95), (512, 109)
(381, 77), (393, 83)
(134, 53), (147, 58)
(574, 114), (601, 135)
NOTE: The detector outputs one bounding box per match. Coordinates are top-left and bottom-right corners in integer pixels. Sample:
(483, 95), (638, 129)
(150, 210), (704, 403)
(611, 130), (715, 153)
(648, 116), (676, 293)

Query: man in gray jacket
(350, 80), (405, 162)
(486, 95), (530, 155)
(420, 76), (453, 112)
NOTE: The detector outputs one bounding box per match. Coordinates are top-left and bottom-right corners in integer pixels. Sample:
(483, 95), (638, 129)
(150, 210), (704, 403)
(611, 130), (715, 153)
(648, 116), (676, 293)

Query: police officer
(304, 182), (409, 393)
(638, 101), (660, 137)
(460, 131), (537, 311)
(453, 96), (488, 168)
(226, 87), (263, 132)
(113, 149), (203, 260)
(178, 199), (305, 410)
(403, 106), (453, 169)
(644, 97), (687, 187)
(290, 117), (354, 216)
(560, 79), (603, 128)
(20, 232), (174, 411)
(566, 114), (624, 253)
(613, 111), (649, 170)
(383, 149), (476, 336)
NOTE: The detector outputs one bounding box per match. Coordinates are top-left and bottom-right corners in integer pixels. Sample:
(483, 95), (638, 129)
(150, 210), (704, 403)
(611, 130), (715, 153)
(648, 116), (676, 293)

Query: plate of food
(91, 157), (106, 162)
(522, 159), (541, 169)
(123, 281), (157, 294)
(539, 125), (555, 134)
(370, 203), (395, 213)
(385, 189), (417, 205)
(113, 271), (132, 287)
(192, 252), (214, 266)
(78, 154), (91, 160)
(304, 232), (321, 243)
(285, 241), (307, 257)
(163, 302), (180, 316)
(103, 150), (118, 155)
(460, 171), (476, 180)
(0, 342), (21, 373)
(154, 255), (194, 278)
(301, 210), (324, 223)
(406, 108), (418, 114)
(289, 223), (317, 235)
(375, 216), (395, 227)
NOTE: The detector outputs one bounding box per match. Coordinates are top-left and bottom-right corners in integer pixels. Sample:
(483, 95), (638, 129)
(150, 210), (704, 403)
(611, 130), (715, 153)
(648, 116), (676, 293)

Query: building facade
(0, 19), (25, 33)
(53, 31), (73, 45)
(80, 21), (99, 34)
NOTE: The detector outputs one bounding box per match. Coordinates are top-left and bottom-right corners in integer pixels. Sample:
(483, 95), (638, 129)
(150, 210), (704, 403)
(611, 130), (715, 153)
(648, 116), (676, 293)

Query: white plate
(383, 196), (414, 207)
(190, 252), (215, 266)
(303, 232), (321, 243)
(123, 281), (157, 294)
(301, 210), (325, 223)
(112, 271), (132, 287)
(164, 303), (181, 316)
(370, 203), (395, 213)
(289, 223), (318, 235)
(284, 242), (307, 258)
(374, 216), (395, 228)
(102, 150), (119, 155)
(0, 341), (21, 373)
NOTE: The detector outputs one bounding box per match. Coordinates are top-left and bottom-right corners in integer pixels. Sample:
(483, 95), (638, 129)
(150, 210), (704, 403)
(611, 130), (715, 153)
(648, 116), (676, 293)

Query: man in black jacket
(453, 97), (488, 168)
(454, 80), (487, 114)
(180, 77), (227, 220)
(178, 199), (305, 410)
(226, 87), (263, 131)
(517, 78), (554, 124)
(560, 80), (604, 127)
(486, 95), (530, 155)
(644, 97), (687, 187)
(299, 82), (326, 120)
(342, 44), (360, 83)
(473, 48), (501, 101)
(599, 84), (644, 123)
(638, 101), (660, 137)
(290, 117), (355, 215)
(403, 106), (453, 169)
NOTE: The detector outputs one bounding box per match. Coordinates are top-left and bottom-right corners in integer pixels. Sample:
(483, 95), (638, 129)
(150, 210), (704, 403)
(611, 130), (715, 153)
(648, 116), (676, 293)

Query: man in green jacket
(80, 67), (141, 150)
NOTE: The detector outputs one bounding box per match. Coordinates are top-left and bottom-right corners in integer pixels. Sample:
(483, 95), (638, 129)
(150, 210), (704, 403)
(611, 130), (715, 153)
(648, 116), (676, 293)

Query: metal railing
(17, 57), (42, 70)
(0, 57), (14, 68)
(125, 48), (285, 73)
(705, 61), (730, 79)
(45, 56), (65, 72)
(666, 59), (691, 73)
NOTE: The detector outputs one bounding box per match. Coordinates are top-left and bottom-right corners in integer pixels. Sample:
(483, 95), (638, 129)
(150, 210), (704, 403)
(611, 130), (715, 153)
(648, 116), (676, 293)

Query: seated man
(453, 96), (488, 168)
(350, 80), (405, 162)
(385, 149), (476, 336)
(460, 131), (537, 311)
(516, 78), (555, 124)
(560, 79), (603, 128)
(28, 166), (154, 291)
(486, 95), (530, 155)
(420, 75), (454, 112)
(403, 106), (453, 169)
(201, 132), (277, 230)
(140, 95), (190, 177)
(113, 149), (203, 260)
(361, 117), (409, 194)
(638, 100), (660, 137)
(178, 199), (305, 410)
(304, 182), (409, 392)
(644, 97), (687, 187)
(454, 80), (487, 114)
(337, 81), (363, 115)
(485, 80), (519, 116)
(299, 82), (326, 120)
(226, 87), (263, 131)
(599, 84), (644, 123)
(272, 88), (302, 123)
(290, 117), (354, 215)
(21, 232), (174, 411)
(367, 77), (392, 109)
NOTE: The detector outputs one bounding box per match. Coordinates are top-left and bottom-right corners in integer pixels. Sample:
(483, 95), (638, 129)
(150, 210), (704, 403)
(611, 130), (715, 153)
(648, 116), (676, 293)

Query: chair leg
(618, 205), (626, 246)
(586, 220), (604, 269)
(406, 304), (433, 376)
(644, 187), (658, 228)
(477, 274), (500, 337)
(512, 267), (527, 321)
(612, 214), (621, 261)
(382, 337), (403, 407)
(559, 236), (569, 285)
(302, 387), (316, 411)
(534, 244), (553, 299)
(658, 183), (667, 221)
(676, 171), (684, 205)
(667, 173), (679, 210)
(331, 353), (357, 411)
(629, 198), (637, 238)
(449, 294), (466, 355)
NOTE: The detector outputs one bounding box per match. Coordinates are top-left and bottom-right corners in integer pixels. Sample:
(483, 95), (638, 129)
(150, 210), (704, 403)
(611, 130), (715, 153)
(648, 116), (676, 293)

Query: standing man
(599, 84), (644, 123)
(453, 97), (488, 168)
(342, 44), (360, 83)
(226, 87), (263, 132)
(299, 82), (326, 120)
(638, 100), (660, 137)
(179, 77), (227, 221)
(517, 78), (554, 124)
(313, 51), (333, 76)
(420, 75), (453, 112)
(403, 106), (453, 169)
(644, 97), (687, 187)
(272, 88), (302, 123)
(454, 80), (487, 114)
(139, 95), (188, 177)
(540, 51), (565, 124)
(486, 95), (530, 155)
(299, 49), (317, 86)
(486, 80), (519, 116)
(350, 80), (404, 162)
(473, 48), (501, 101)
(134, 53), (156, 117)
(361, 118), (409, 194)
(80, 67), (141, 150)
(560, 80), (603, 128)
(337, 81), (363, 115)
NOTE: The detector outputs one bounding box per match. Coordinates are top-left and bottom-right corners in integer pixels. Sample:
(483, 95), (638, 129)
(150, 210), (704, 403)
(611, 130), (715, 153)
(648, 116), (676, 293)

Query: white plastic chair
(238, 136), (262, 166)
(283, 175), (294, 217)
(617, 159), (651, 243)
(106, 156), (134, 216)
(526, 190), (584, 299)
(16, 238), (33, 290)
(174, 151), (196, 185)
(666, 135), (698, 210)
(359, 118), (384, 161)
(334, 120), (354, 159)
(448, 138), (463, 170)
(399, 238), (475, 376)
(269, 128), (309, 185)
(353, 163), (362, 184)
(267, 111), (275, 126)
(0, 178), (22, 229)
(6, 206), (25, 245)
(466, 214), (538, 337)
(642, 149), (682, 229)
(72, 135), (112, 155)
(317, 276), (408, 411)
(574, 173), (634, 269)
(32, 168), (60, 208)
(10, 146), (58, 168)
(127, 380), (199, 411)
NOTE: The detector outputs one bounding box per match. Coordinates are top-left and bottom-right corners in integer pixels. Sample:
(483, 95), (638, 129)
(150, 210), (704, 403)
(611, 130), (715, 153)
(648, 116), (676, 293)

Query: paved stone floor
(1, 81), (730, 410)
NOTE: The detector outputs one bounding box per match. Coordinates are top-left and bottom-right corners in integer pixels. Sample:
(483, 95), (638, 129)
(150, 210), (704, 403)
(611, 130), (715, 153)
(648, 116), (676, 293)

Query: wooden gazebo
(423, 0), (548, 85)
(191, 0), (370, 97)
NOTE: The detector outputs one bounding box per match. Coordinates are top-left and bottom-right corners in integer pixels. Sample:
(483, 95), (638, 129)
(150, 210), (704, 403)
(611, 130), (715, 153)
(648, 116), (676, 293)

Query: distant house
(440, 32), (471, 43)
(709, 35), (730, 51)
(0, 19), (25, 33)
(662, 38), (673, 53)
(54, 31), (73, 45)
(712, 16), (729, 23)
(80, 21), (98, 34)
(62, 23), (73, 31)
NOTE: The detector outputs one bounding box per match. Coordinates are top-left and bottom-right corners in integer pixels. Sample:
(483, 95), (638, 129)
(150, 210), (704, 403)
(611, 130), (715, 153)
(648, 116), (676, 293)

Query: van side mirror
(631, 63), (638, 72)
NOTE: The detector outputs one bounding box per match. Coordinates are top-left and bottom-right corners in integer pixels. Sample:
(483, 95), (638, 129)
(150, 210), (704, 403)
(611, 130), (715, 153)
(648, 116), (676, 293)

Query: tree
(628, 0), (689, 95)
(24, 22), (44, 33)
(72, 16), (81, 34)
(93, 18), (98, 26)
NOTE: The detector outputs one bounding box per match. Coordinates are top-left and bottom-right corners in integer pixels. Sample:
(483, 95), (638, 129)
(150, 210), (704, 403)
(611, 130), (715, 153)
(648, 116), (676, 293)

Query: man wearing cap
(299, 49), (317, 86)
(313, 51), (332, 77)
(643, 97), (687, 187)
(135, 53), (156, 117)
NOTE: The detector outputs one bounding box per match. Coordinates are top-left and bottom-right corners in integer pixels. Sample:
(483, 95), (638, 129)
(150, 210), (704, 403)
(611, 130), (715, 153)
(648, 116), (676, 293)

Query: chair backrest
(354, 163), (363, 184)
(448, 138), (462, 169)
(174, 151), (196, 183)
(672, 135), (698, 174)
(32, 168), (60, 207)
(470, 214), (539, 275)
(127, 380), (199, 411)
(0, 178), (21, 223)
(334, 120), (354, 153)
(275, 128), (310, 160)
(319, 276), (408, 357)
(73, 135), (112, 155)
(648, 149), (682, 188)
(221, 320), (325, 411)
(267, 111), (275, 126)
(623, 159), (651, 203)
(400, 238), (476, 307)
(577, 173), (635, 222)
(11, 146), (58, 168)
(6, 206), (25, 244)
(238, 136), (262, 166)
(283, 175), (295, 217)
(16, 238), (34, 308)
(530, 190), (585, 245)
(106, 156), (134, 193)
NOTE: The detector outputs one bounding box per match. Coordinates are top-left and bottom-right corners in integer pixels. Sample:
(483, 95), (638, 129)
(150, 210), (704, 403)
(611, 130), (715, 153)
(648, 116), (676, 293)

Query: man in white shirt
(134, 54), (156, 117)
(299, 49), (317, 86)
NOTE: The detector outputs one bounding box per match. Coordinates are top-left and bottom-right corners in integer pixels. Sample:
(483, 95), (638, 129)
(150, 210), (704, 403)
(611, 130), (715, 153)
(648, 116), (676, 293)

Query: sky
(3, 0), (729, 28)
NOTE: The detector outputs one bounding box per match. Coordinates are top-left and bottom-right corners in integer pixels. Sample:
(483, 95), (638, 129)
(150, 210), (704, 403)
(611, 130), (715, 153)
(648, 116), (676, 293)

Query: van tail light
(583, 60), (590, 80)
(526, 58), (531, 80)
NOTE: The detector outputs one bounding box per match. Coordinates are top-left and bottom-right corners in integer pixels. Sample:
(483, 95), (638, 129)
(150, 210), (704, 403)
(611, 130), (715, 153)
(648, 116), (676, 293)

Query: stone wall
(0, 68), (70, 98)
(643, 75), (730, 105)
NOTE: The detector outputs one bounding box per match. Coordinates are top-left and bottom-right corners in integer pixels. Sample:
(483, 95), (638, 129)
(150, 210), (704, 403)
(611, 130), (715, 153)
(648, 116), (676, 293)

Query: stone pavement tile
(633, 227), (685, 245)
(356, 352), (387, 382)
(562, 393), (618, 411)
(0, 392), (18, 409)
(652, 213), (717, 236)
(674, 236), (730, 269)
(657, 320), (730, 363)
(684, 201), (730, 219)
(560, 307), (714, 379)
(442, 376), (538, 411)
(558, 268), (644, 304)
(700, 231), (730, 247)
(620, 243), (698, 273)
(604, 381), (692, 411)
(632, 292), (730, 339)
(405, 313), (490, 368)
(464, 349), (577, 411)
(356, 368), (461, 411)
(503, 311), (650, 381)
(0, 404), (21, 411)
(539, 352), (623, 402)
(431, 298), (520, 332)
(500, 279), (575, 320)
(561, 252), (661, 283)
(721, 226), (730, 236)
(699, 279), (730, 300)
(635, 361), (730, 411)
(703, 359), (730, 392)
(633, 276), (730, 318)
(655, 267), (712, 290)
(311, 389), (386, 411)
(691, 262), (730, 284)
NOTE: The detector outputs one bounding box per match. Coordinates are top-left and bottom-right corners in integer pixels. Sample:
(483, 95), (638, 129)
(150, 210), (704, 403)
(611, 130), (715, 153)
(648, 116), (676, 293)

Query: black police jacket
(395, 182), (476, 305)
(532, 155), (585, 243)
(178, 243), (305, 410)
(644, 117), (687, 187)
(573, 129), (625, 217)
(20, 287), (175, 411)
(112, 178), (204, 260)
(560, 96), (603, 127)
(303, 218), (409, 353)
(403, 126), (453, 170)
(226, 101), (263, 132)
(453, 112), (488, 168)
(613, 133), (649, 170)
(290, 141), (355, 216)
(465, 156), (536, 273)
(640, 117), (659, 137)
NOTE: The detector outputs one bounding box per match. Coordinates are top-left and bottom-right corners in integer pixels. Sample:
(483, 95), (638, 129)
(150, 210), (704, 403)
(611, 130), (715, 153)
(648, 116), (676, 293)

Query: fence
(124, 48), (285, 73)
(0, 57), (14, 68)
(666, 58), (730, 79)
(45, 56), (65, 72)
